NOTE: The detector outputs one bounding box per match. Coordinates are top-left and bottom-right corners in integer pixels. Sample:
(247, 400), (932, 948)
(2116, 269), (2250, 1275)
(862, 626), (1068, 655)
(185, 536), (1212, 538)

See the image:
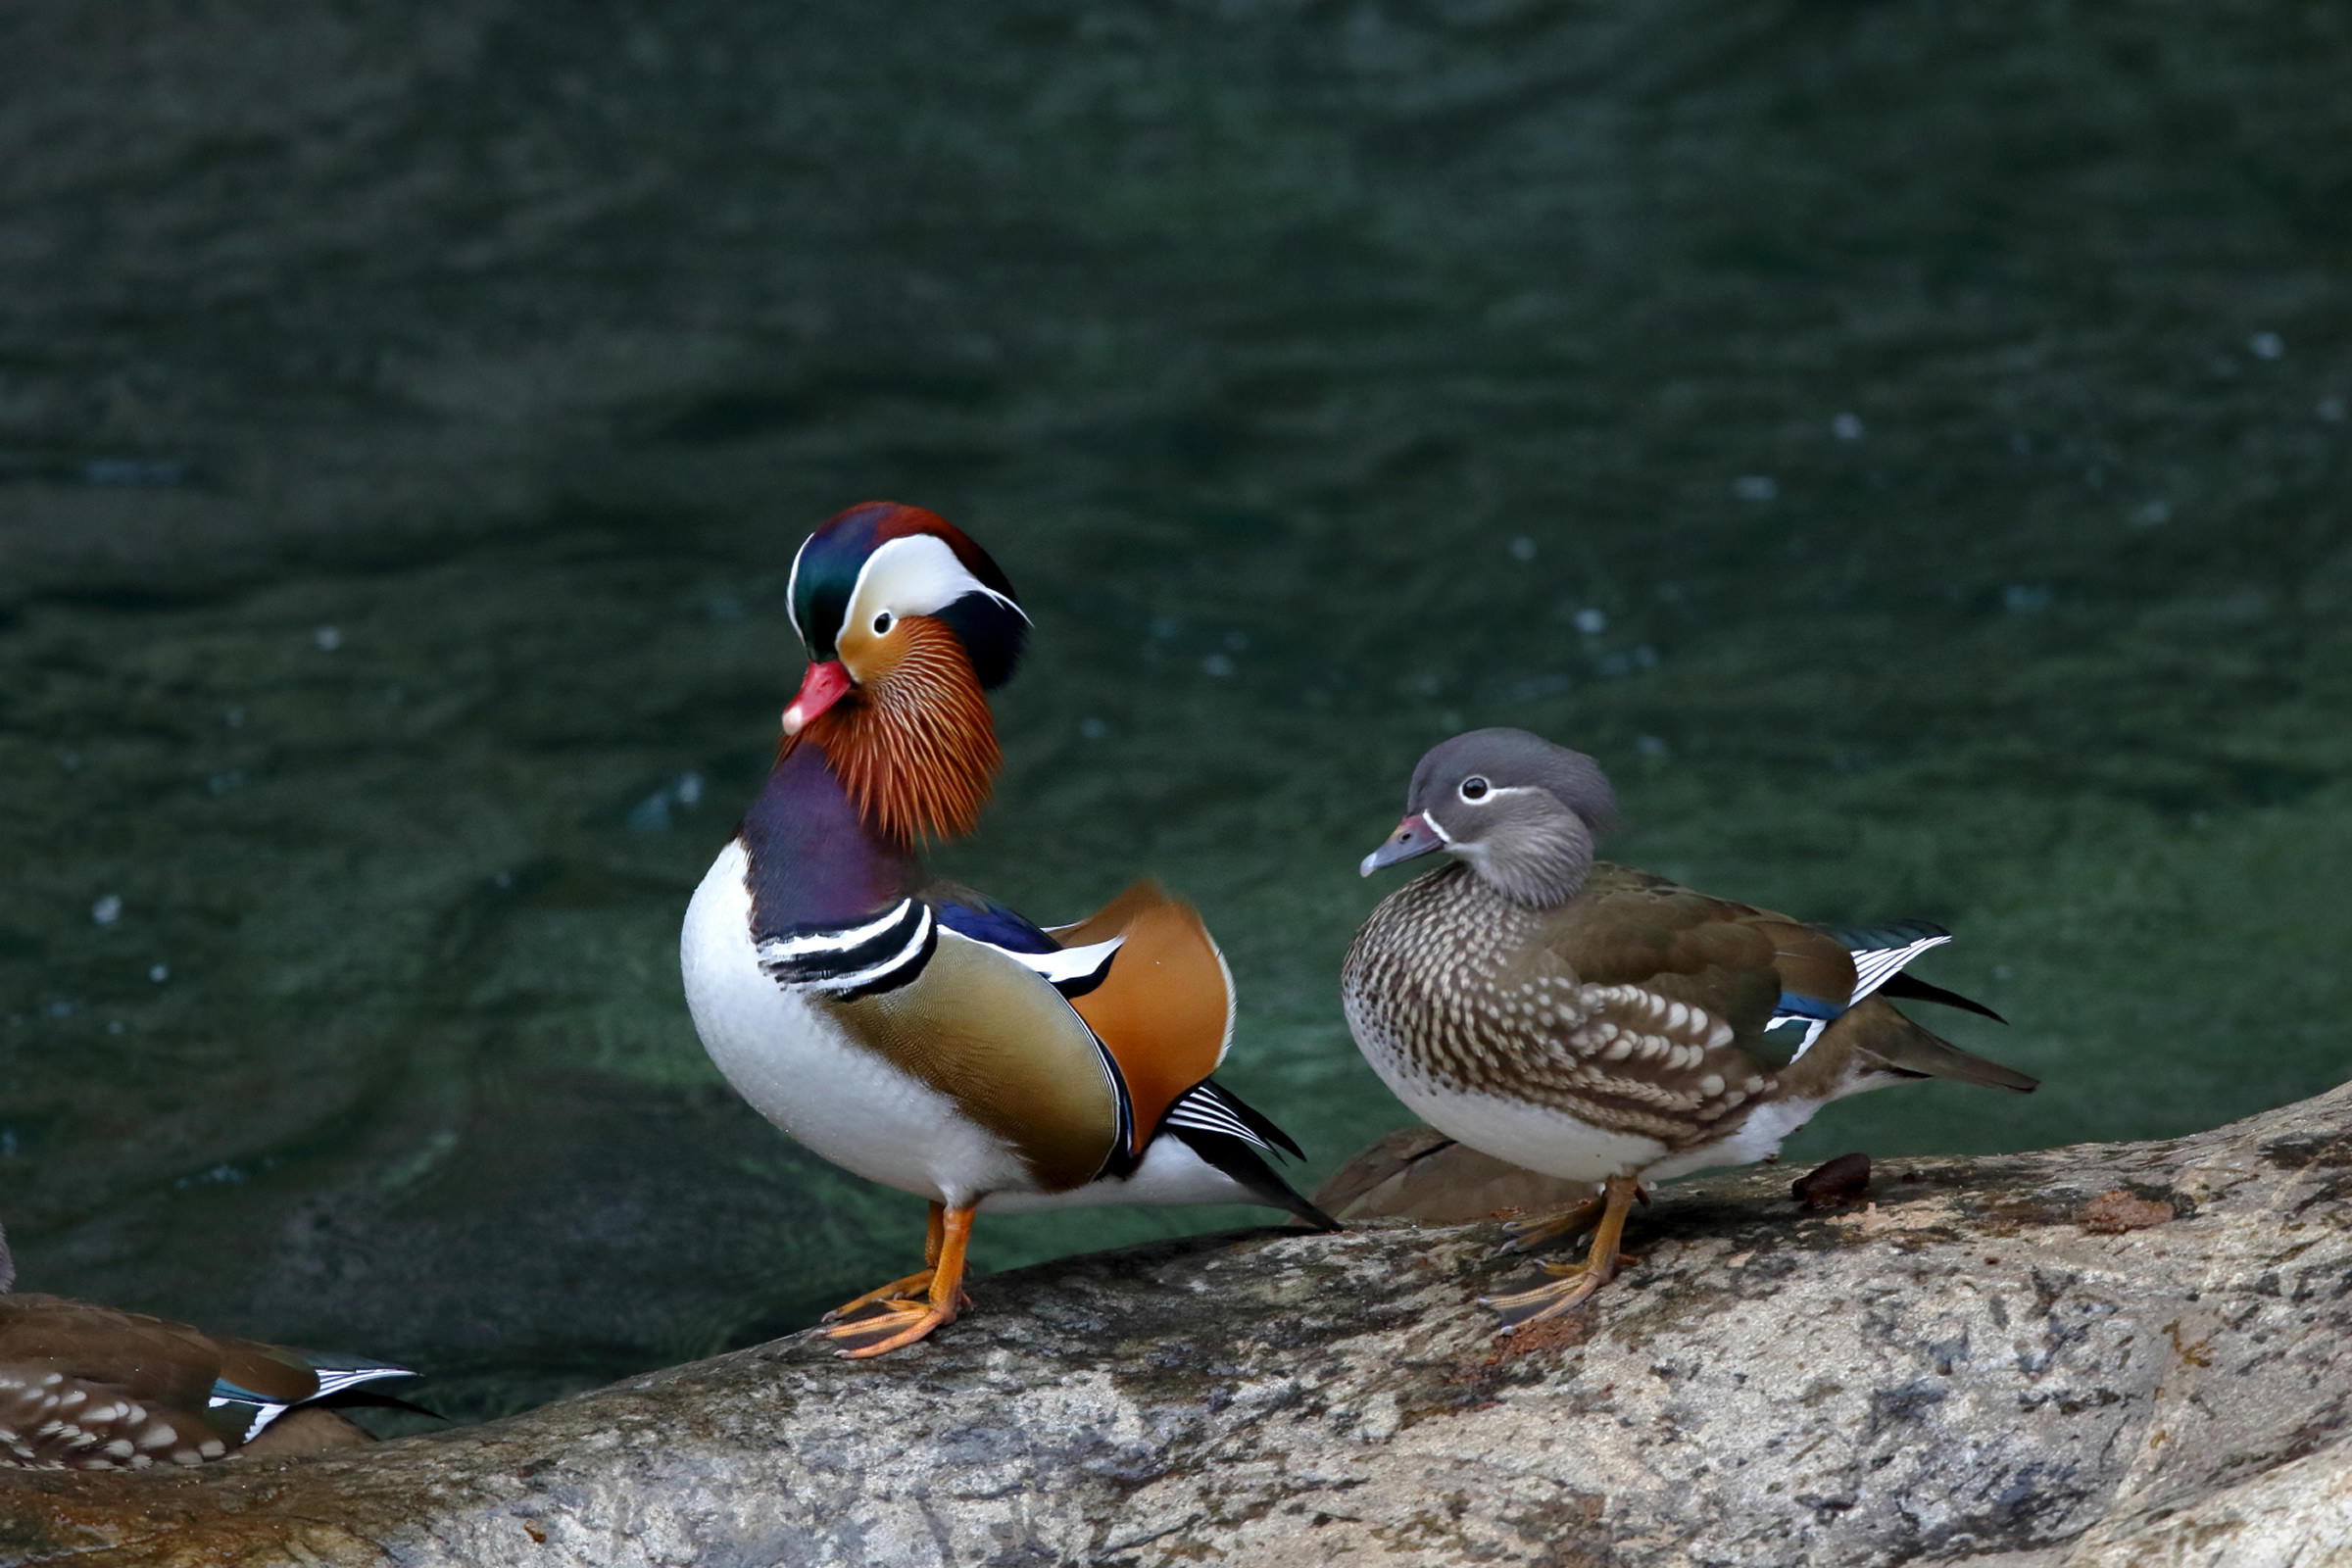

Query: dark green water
(3, 1), (2348, 1420)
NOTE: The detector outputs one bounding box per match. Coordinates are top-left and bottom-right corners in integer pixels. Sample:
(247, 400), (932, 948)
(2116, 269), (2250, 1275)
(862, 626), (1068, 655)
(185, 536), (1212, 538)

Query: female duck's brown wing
(1049, 880), (1233, 1158)
(0, 1294), (319, 1467)
(1558, 864), (1861, 1041)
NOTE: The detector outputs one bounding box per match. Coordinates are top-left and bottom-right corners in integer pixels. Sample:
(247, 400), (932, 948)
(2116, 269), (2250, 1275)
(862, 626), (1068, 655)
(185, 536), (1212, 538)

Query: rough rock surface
(6, 1086), (2352, 1568)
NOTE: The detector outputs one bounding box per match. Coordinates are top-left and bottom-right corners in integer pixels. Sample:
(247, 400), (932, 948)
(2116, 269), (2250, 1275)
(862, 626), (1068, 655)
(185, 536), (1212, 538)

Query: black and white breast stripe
(758, 900), (939, 1002)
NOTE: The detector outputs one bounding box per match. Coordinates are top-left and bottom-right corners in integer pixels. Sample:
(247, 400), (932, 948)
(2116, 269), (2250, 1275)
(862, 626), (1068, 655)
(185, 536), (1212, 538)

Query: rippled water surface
(3, 0), (2348, 1417)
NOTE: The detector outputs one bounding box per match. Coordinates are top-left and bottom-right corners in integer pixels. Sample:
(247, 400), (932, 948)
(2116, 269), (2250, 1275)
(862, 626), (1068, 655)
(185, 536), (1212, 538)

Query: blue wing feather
(933, 897), (1058, 954)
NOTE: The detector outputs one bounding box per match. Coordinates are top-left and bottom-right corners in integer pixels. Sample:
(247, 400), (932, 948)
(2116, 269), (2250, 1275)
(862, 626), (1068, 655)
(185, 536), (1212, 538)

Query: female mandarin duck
(1343, 729), (2036, 1327)
(0, 1222), (413, 1468)
(682, 502), (1332, 1358)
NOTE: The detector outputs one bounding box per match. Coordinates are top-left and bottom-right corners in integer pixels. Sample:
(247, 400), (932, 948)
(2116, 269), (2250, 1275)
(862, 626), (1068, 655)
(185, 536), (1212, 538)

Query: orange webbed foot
(821, 1270), (939, 1324)
(819, 1295), (966, 1358)
(819, 1202), (977, 1360)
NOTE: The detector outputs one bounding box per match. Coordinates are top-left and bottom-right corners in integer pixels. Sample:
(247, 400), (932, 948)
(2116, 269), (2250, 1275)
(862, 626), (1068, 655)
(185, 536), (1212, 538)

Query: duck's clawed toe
(1497, 1196), (1606, 1254)
(820, 1296), (966, 1358)
(1483, 1172), (1641, 1327)
(1482, 1253), (1626, 1327)
(821, 1270), (941, 1324)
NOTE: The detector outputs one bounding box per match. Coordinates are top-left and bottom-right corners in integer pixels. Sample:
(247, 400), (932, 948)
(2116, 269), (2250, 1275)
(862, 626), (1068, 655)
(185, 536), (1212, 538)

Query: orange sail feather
(1052, 882), (1234, 1157)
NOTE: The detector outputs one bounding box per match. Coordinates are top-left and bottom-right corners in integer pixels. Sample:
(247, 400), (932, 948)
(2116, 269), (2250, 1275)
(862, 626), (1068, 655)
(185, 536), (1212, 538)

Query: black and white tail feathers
(1160, 1079), (1338, 1232)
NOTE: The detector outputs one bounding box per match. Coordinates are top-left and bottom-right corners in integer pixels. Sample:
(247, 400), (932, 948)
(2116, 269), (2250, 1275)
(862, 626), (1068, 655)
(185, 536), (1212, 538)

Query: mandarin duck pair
(0, 1222), (414, 1469)
(686, 505), (2035, 1352)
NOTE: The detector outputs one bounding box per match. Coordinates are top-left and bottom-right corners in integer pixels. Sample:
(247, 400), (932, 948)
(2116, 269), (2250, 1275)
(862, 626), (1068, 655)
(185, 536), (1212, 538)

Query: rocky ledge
(6, 1086), (2351, 1567)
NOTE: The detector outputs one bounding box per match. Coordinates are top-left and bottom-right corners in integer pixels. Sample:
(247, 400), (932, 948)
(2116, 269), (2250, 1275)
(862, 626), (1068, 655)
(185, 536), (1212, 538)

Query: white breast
(679, 840), (1030, 1206)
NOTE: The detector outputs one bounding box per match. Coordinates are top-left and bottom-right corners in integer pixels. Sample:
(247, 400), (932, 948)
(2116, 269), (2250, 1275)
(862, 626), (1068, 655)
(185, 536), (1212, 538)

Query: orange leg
(1484, 1174), (1640, 1328)
(819, 1203), (976, 1358)
(822, 1202), (951, 1323)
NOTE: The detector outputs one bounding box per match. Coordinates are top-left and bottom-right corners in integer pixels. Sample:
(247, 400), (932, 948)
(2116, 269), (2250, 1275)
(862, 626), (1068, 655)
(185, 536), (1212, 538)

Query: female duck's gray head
(1359, 727), (1619, 907)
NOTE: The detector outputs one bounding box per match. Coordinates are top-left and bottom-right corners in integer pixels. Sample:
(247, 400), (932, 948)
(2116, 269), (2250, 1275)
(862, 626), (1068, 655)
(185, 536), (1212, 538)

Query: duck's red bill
(783, 660), (853, 735)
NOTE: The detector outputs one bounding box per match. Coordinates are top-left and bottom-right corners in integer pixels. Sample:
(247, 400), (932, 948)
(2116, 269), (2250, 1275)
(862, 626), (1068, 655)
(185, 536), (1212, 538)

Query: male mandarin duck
(681, 502), (1332, 1359)
(0, 1222), (414, 1468)
(1342, 728), (2035, 1327)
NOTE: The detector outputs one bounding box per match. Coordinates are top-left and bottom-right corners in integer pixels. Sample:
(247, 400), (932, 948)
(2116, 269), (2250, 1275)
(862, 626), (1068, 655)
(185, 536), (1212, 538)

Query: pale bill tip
(1357, 851), (1382, 878)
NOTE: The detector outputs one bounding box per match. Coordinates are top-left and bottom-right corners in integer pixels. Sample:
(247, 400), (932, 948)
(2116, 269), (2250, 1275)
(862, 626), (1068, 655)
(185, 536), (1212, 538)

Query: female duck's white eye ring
(871, 611), (894, 636)
(1459, 776), (1491, 802)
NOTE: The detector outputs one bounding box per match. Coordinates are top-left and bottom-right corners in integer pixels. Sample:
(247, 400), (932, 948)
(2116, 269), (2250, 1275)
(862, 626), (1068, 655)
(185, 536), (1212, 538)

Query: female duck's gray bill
(1359, 812), (1448, 876)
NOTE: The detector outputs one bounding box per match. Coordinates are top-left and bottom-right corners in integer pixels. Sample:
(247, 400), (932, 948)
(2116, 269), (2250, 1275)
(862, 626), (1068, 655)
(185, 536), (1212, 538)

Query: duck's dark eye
(871, 611), (894, 636)
(1459, 776), (1490, 802)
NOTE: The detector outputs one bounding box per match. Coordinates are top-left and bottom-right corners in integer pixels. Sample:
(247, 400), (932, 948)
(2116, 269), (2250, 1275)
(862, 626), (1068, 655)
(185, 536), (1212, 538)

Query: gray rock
(6, 1085), (2351, 1566)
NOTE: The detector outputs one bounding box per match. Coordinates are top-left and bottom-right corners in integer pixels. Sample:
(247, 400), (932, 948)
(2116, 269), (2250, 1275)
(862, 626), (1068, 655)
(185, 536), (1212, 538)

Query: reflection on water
(2, 1), (2347, 1419)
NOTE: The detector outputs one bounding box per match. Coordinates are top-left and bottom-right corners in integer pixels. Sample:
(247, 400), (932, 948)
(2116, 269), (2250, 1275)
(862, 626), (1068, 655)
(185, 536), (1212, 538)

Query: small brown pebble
(2082, 1189), (2174, 1234)
(1792, 1152), (1872, 1207)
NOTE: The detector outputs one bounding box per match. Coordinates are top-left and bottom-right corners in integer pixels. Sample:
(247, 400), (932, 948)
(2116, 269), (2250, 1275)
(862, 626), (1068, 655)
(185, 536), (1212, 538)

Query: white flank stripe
(1004, 934), (1124, 986)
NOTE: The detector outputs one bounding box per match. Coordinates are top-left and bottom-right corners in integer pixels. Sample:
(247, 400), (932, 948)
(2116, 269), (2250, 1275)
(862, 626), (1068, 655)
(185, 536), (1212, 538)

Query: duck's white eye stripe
(845, 535), (1025, 633)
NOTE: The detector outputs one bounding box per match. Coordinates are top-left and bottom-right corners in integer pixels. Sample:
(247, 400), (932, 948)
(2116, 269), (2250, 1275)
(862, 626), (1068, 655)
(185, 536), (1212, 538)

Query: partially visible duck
(0, 1222), (414, 1468)
(1342, 727), (2034, 1326)
(682, 502), (1331, 1358)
